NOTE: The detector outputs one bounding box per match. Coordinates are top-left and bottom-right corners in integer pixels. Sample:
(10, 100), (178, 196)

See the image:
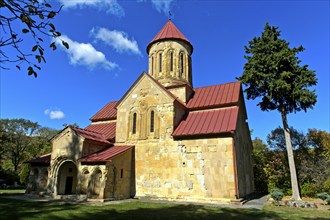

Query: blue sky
(1, 0), (329, 141)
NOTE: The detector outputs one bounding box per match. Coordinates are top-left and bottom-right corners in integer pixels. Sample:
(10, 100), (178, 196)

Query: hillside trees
(0, 0), (68, 77)
(239, 23), (317, 200)
(252, 128), (330, 196)
(0, 118), (55, 174)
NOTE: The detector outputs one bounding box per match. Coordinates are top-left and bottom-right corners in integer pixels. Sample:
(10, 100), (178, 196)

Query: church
(27, 20), (255, 203)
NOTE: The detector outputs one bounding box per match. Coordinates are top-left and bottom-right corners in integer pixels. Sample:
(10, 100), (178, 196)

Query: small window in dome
(159, 53), (162, 72)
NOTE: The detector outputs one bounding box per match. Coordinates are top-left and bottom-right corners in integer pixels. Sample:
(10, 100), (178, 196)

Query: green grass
(0, 197), (328, 220)
(0, 189), (25, 195)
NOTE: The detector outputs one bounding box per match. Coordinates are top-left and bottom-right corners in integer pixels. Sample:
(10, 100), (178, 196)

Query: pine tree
(238, 23), (317, 200)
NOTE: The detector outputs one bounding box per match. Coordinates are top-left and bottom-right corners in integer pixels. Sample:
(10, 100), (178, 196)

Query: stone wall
(233, 92), (255, 198)
(148, 40), (192, 87)
(26, 165), (49, 194)
(104, 148), (134, 199)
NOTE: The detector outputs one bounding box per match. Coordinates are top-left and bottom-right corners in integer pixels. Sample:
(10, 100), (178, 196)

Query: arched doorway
(88, 169), (102, 197)
(57, 161), (77, 195)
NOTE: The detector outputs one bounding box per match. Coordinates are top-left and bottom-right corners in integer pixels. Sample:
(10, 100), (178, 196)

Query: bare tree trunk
(281, 109), (301, 201)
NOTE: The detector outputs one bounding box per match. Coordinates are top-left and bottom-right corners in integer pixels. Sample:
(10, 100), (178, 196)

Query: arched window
(180, 53), (184, 77)
(159, 53), (162, 72)
(170, 52), (173, 72)
(132, 113), (137, 134)
(150, 111), (154, 133)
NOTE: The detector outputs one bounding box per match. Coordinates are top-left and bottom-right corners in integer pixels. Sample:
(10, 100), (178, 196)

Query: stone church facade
(27, 20), (254, 203)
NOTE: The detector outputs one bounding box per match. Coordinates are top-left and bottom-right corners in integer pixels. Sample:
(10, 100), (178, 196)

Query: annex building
(27, 20), (254, 203)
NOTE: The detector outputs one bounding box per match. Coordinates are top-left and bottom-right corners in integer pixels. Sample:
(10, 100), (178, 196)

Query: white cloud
(44, 108), (65, 120)
(55, 35), (118, 70)
(151, 0), (175, 14)
(59, 0), (125, 17)
(91, 28), (141, 55)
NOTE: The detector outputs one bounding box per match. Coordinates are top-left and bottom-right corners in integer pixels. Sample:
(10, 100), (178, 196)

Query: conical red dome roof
(147, 20), (193, 53)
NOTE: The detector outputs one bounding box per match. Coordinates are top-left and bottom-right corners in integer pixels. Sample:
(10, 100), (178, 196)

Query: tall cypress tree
(238, 23), (317, 200)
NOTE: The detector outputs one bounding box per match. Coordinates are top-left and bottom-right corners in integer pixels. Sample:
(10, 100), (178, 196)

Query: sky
(0, 0), (329, 141)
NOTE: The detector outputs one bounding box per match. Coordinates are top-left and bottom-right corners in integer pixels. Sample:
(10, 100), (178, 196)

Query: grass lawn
(0, 189), (25, 195)
(0, 196), (329, 220)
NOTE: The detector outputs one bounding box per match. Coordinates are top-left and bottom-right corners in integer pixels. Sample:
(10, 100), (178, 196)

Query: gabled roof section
(26, 153), (51, 165)
(90, 101), (118, 122)
(69, 126), (111, 145)
(186, 82), (241, 110)
(85, 122), (116, 140)
(173, 107), (239, 138)
(115, 72), (186, 110)
(80, 145), (134, 163)
(147, 20), (193, 53)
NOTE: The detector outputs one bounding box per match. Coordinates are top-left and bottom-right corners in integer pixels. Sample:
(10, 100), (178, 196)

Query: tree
(0, 0), (68, 77)
(238, 23), (318, 200)
(0, 118), (40, 172)
(252, 138), (269, 193)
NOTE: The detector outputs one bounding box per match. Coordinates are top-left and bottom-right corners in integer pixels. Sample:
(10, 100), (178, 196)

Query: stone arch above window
(128, 110), (142, 139)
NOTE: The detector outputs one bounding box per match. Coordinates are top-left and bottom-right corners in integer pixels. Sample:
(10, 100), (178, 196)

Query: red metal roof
(70, 126), (110, 144)
(172, 107), (239, 137)
(80, 145), (134, 163)
(90, 101), (118, 122)
(26, 153), (51, 165)
(147, 20), (193, 53)
(85, 122), (116, 140)
(186, 82), (241, 110)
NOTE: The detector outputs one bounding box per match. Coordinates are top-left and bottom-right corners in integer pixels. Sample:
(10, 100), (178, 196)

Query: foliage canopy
(238, 23), (317, 115)
(0, 0), (68, 77)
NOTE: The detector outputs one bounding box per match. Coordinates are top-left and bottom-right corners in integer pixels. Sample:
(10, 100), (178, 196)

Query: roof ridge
(70, 126), (110, 144)
(194, 81), (240, 90)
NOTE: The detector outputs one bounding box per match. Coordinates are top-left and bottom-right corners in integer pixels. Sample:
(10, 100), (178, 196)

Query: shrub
(270, 188), (284, 205)
(322, 177), (330, 192)
(301, 182), (318, 197)
(19, 164), (30, 186)
(317, 192), (330, 205)
(326, 196), (330, 205)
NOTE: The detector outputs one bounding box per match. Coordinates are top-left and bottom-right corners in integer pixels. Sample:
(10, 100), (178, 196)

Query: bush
(301, 182), (319, 197)
(317, 192), (329, 201)
(326, 196), (330, 205)
(270, 188), (284, 205)
(322, 177), (330, 192)
(317, 192), (330, 205)
(19, 164), (30, 186)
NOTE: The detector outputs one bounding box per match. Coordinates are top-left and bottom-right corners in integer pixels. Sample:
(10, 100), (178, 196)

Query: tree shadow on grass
(0, 198), (328, 220)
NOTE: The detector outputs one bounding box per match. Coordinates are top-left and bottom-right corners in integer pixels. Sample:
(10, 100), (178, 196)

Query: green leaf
(48, 23), (55, 30)
(36, 55), (41, 63)
(45, 3), (51, 8)
(47, 11), (56, 18)
(38, 48), (44, 56)
(50, 42), (57, 51)
(28, 66), (34, 76)
(32, 45), (38, 52)
(16, 65), (21, 70)
(62, 41), (69, 49)
(39, 14), (44, 19)
(22, 28), (29, 33)
(38, 37), (43, 42)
